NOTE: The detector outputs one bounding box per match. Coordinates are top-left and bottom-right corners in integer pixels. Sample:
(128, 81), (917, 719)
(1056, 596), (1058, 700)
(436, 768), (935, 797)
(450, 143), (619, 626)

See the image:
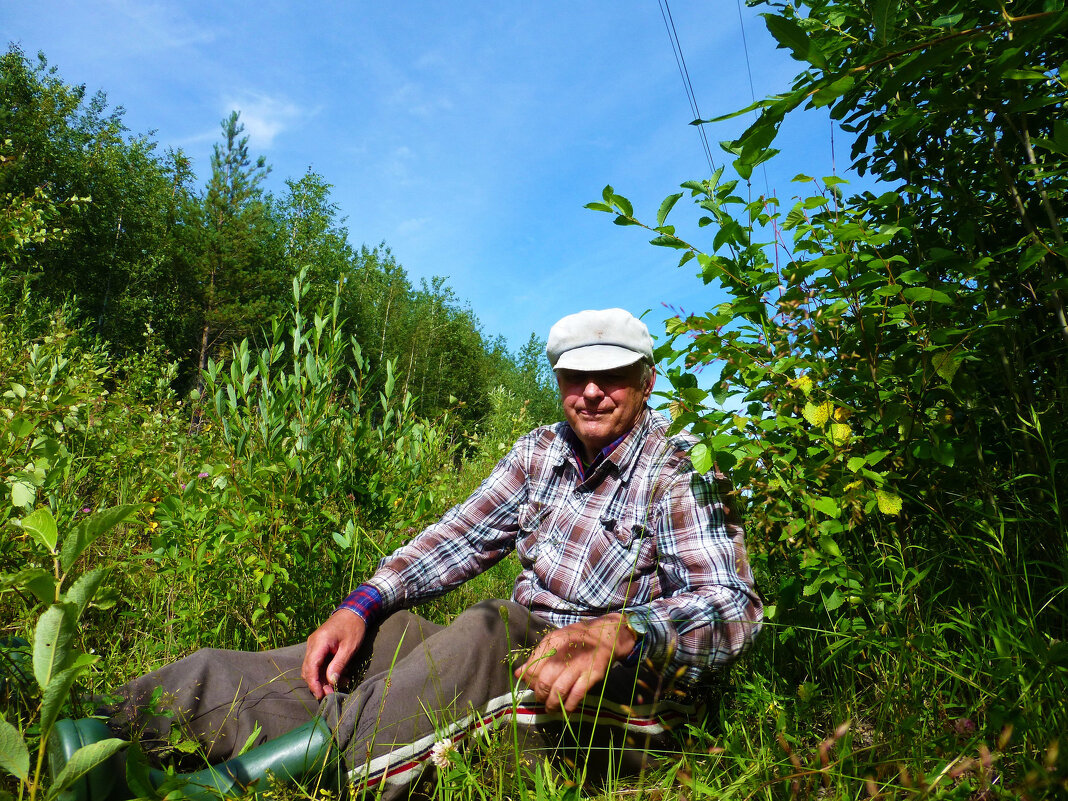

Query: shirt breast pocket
(516, 502), (548, 565)
(601, 513), (657, 574)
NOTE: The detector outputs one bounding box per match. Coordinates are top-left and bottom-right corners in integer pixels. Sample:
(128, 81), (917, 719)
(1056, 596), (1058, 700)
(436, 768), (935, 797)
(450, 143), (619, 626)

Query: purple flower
(951, 717), (976, 735)
(198, 472), (209, 479)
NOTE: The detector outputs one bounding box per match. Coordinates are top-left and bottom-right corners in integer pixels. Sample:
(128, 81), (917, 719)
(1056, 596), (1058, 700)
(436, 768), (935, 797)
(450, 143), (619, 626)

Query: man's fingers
(325, 640), (357, 692)
(562, 672), (594, 715)
(302, 610), (367, 700)
(542, 666), (583, 713)
(302, 645), (328, 699)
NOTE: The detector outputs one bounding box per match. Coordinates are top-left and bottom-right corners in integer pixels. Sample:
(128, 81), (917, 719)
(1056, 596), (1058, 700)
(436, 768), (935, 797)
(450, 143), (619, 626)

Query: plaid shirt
(362, 408), (761, 684)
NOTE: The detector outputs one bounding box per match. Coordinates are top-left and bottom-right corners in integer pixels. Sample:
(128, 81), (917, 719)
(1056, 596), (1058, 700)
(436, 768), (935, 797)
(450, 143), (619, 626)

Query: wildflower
(429, 738), (455, 770)
(82, 507), (92, 514)
(198, 471), (209, 479)
(951, 717), (976, 735)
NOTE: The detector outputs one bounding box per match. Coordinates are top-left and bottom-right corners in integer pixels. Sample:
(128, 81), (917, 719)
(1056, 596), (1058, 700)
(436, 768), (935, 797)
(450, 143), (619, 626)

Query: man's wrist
(335, 583), (383, 625)
(618, 612), (647, 666)
(608, 613), (643, 665)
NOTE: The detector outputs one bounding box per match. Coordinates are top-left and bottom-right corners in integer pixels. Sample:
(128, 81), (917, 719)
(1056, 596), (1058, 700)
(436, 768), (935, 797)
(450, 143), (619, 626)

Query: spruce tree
(194, 111), (283, 377)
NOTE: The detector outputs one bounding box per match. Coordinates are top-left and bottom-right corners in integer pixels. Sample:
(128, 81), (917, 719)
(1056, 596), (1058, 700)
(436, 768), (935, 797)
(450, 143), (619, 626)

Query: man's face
(556, 362), (654, 461)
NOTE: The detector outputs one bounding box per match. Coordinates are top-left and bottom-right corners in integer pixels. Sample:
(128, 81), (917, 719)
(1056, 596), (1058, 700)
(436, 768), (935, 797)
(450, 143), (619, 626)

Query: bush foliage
(3, 0), (1068, 798)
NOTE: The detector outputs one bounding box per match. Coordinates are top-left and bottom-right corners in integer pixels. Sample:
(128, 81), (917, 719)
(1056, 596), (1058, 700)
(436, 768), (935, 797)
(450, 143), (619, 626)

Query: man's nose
(582, 380), (604, 399)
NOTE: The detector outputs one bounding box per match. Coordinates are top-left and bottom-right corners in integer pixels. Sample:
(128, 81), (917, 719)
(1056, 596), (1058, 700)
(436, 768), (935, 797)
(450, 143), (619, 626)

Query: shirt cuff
(335, 583), (383, 625)
(620, 607), (674, 667)
(620, 613), (646, 667)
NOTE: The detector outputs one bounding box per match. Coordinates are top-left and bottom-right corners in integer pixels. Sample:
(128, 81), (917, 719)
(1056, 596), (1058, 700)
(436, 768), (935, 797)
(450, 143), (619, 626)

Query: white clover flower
(429, 738), (455, 770)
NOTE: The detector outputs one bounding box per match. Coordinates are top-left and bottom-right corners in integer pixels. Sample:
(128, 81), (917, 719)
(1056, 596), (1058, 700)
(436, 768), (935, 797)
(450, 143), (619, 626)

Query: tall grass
(2, 281), (1065, 799)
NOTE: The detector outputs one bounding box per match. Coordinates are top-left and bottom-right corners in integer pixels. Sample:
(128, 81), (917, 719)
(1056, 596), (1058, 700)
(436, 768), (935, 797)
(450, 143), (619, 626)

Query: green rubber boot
(48, 718), (127, 801)
(49, 716), (342, 801)
(147, 718), (341, 800)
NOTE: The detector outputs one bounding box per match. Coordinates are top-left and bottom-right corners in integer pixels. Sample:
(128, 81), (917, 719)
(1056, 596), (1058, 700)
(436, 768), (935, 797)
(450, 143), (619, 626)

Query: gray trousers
(113, 600), (690, 795)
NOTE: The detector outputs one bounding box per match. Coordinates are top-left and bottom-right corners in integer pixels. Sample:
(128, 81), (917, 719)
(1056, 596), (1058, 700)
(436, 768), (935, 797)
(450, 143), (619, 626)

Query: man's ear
(643, 366), (656, 401)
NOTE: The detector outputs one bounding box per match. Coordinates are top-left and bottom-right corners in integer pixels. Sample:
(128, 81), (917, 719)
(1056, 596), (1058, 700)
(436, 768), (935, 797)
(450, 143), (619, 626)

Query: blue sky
(3, 1), (845, 374)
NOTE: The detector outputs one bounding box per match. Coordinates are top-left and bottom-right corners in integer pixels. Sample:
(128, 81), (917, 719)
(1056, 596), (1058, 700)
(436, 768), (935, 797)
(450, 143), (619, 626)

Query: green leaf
(649, 235), (688, 249)
(822, 589), (846, 612)
(65, 569), (106, 620)
(689, 443), (713, 474)
(21, 508), (58, 553)
(903, 286), (951, 304)
(711, 382), (731, 406)
(123, 741), (155, 800)
(872, 0), (900, 44)
(39, 661), (93, 740)
(10, 481), (35, 509)
(33, 603), (76, 689)
(812, 74), (855, 107)
(236, 723), (263, 757)
(656, 193), (684, 227)
(898, 270), (927, 284)
(932, 12), (964, 26)
(584, 202), (612, 213)
(1003, 68), (1050, 80)
(47, 739), (128, 801)
(0, 714), (29, 782)
(932, 352), (961, 383)
(812, 496), (840, 517)
(1, 568), (56, 605)
(763, 14), (827, 68)
(847, 456), (866, 472)
(60, 505), (142, 572)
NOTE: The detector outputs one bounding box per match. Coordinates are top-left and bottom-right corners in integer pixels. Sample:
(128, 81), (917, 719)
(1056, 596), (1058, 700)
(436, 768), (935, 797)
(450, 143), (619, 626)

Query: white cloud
(108, 0), (218, 53)
(381, 145), (420, 183)
(221, 93), (303, 149)
(396, 216), (431, 236)
(389, 82), (454, 118)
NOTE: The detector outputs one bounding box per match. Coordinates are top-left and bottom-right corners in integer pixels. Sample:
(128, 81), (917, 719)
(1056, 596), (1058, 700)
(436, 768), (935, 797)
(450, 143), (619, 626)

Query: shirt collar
(559, 407), (652, 483)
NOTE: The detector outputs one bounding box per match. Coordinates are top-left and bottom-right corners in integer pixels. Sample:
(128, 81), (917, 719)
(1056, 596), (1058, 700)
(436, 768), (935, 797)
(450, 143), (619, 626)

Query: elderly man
(54, 308), (761, 800)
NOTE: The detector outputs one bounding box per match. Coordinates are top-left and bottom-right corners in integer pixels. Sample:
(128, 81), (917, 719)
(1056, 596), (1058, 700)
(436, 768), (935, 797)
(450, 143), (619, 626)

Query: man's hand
(514, 613), (637, 715)
(301, 610), (367, 700)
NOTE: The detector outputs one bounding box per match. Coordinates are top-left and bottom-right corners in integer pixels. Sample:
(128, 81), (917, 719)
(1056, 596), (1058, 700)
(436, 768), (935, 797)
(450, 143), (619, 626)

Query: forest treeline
(0, 45), (559, 432)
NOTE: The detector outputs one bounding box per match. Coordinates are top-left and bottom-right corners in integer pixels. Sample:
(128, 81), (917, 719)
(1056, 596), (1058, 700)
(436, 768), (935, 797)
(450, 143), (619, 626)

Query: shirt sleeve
(361, 436), (532, 612)
(336, 583), (384, 624)
(621, 465), (762, 679)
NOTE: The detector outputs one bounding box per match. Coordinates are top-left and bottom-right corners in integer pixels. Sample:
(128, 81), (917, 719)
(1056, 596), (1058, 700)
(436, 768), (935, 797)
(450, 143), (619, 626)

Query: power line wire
(658, 0), (716, 176)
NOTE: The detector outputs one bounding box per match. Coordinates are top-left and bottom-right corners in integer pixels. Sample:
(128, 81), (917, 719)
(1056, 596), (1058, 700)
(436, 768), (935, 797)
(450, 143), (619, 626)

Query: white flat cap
(546, 308), (653, 371)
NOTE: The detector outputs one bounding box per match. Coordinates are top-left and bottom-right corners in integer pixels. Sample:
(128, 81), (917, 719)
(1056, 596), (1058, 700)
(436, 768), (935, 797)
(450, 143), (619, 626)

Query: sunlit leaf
(812, 496), (839, 517)
(876, 489), (903, 515)
(903, 286), (951, 304)
(763, 14), (828, 68)
(21, 507), (58, 552)
(10, 481), (35, 509)
(689, 443), (713, 474)
(60, 505), (142, 572)
(656, 193), (684, 227)
(32, 603), (76, 689)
